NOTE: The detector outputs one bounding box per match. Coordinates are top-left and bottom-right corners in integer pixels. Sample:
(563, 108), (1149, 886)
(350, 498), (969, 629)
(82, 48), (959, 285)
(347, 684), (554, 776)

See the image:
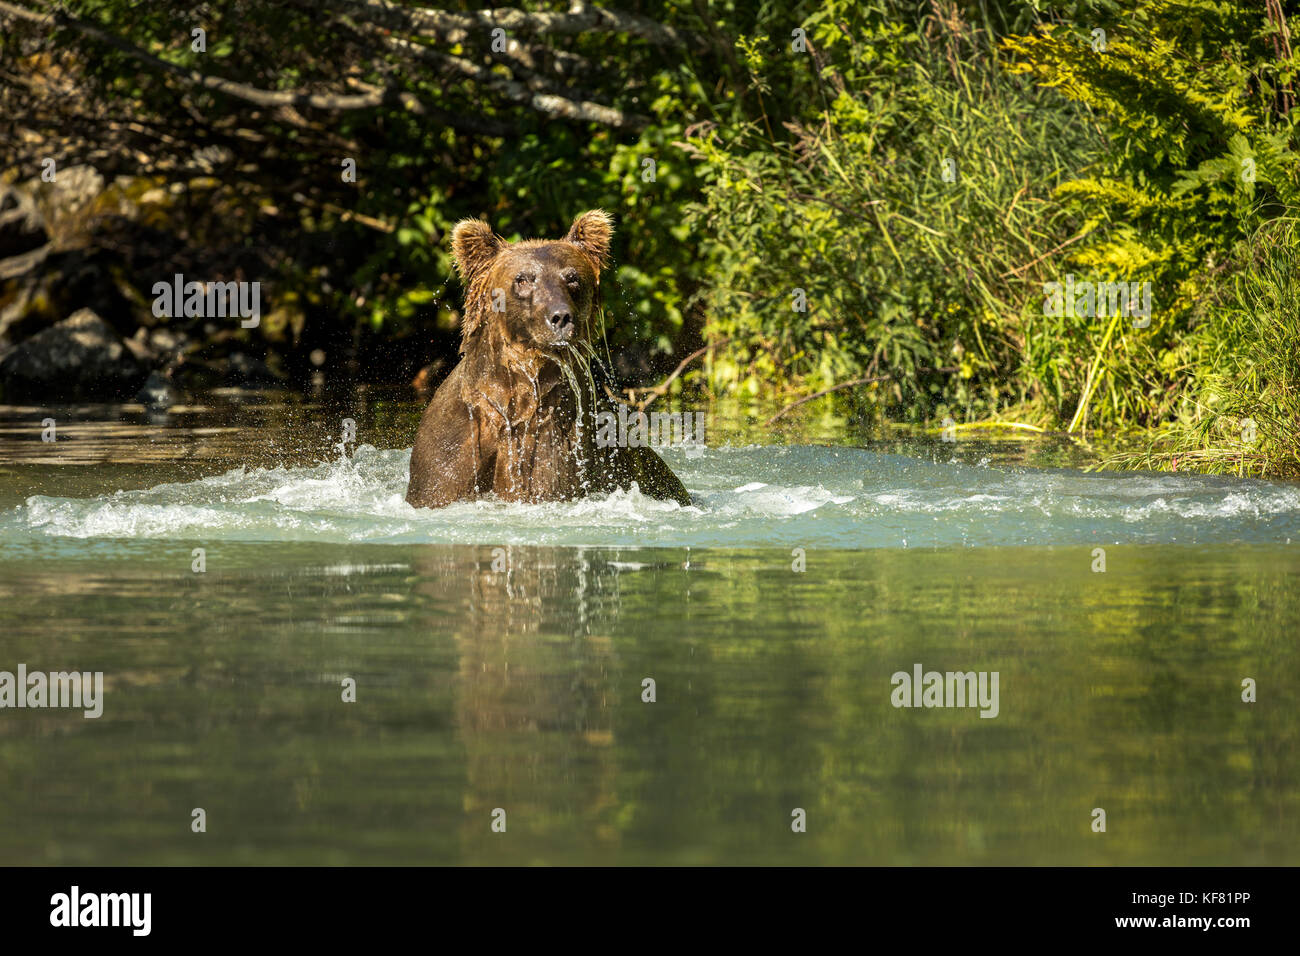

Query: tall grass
(680, 1), (1101, 424)
(1098, 216), (1300, 478)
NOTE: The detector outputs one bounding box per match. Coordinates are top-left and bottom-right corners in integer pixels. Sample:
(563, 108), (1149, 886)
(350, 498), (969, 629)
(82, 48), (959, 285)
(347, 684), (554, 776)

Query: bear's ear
(451, 218), (503, 280)
(564, 209), (614, 268)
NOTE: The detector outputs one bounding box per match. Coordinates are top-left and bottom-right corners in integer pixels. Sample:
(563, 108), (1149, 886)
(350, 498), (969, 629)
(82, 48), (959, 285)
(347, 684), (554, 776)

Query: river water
(0, 391), (1296, 864)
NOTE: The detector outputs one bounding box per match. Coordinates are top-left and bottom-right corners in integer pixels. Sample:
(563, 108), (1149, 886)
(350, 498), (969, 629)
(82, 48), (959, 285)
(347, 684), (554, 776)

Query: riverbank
(3, 2), (1296, 479)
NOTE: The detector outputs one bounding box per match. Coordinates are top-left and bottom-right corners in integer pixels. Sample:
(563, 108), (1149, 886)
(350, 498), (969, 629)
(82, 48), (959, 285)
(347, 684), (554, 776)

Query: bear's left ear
(565, 210), (614, 268)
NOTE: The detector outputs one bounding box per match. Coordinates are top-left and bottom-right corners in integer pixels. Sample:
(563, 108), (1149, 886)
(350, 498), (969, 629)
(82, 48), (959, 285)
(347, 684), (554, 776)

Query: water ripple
(6, 444), (1299, 549)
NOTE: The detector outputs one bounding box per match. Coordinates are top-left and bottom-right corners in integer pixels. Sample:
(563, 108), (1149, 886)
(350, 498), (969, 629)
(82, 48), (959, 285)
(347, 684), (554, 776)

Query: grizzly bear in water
(405, 210), (691, 508)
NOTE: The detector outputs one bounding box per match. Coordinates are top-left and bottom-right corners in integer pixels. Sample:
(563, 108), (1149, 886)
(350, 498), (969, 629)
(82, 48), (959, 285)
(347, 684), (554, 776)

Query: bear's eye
(562, 269), (581, 287)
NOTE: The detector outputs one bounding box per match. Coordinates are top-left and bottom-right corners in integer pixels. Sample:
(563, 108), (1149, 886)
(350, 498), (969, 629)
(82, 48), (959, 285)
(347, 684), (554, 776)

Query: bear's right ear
(565, 209), (614, 268)
(451, 219), (502, 281)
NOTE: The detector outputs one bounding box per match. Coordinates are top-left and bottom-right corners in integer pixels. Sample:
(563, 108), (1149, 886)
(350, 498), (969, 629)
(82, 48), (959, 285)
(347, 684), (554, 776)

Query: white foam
(7, 443), (1300, 549)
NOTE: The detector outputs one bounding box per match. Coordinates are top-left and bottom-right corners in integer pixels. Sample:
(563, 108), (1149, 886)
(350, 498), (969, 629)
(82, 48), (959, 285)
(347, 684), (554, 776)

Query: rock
(124, 326), (156, 364)
(225, 350), (282, 387)
(170, 357), (222, 391)
(38, 165), (105, 222)
(0, 186), (48, 260)
(148, 326), (191, 356)
(0, 309), (148, 401)
(134, 370), (181, 408)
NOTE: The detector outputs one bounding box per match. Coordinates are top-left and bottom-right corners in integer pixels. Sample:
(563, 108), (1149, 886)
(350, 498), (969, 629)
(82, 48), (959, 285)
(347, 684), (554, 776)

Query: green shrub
(681, 0), (1100, 423)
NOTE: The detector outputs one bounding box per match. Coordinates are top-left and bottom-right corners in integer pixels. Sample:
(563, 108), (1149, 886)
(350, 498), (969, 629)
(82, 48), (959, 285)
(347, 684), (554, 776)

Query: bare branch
(341, 0), (686, 46)
(380, 33), (648, 129)
(0, 0), (512, 136)
(626, 339), (733, 411)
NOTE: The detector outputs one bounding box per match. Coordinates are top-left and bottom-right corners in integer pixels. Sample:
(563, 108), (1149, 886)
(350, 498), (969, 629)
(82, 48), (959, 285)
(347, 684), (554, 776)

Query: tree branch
(379, 33), (648, 129)
(341, 0), (686, 46)
(626, 339), (733, 411)
(766, 376), (894, 425)
(0, 0), (512, 137)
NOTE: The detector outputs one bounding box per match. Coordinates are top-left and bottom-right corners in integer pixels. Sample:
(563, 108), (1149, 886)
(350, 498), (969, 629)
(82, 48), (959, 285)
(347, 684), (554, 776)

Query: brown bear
(405, 210), (691, 508)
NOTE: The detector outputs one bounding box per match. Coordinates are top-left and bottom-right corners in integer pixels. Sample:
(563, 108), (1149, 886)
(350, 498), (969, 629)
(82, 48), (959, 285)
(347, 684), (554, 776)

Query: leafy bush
(1103, 216), (1300, 476)
(1003, 0), (1300, 431)
(680, 0), (1100, 423)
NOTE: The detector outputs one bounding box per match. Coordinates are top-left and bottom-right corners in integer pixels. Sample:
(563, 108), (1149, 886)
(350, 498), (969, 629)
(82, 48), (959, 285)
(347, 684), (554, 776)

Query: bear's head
(451, 210), (613, 355)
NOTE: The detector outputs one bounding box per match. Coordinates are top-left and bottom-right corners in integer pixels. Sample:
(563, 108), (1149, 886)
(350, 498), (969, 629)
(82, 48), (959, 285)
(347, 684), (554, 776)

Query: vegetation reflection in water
(0, 541), (1294, 865)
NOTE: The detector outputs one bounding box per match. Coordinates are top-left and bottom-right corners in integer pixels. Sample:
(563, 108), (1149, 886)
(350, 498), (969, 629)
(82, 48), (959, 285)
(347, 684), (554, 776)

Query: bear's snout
(531, 282), (579, 345)
(547, 308), (574, 340)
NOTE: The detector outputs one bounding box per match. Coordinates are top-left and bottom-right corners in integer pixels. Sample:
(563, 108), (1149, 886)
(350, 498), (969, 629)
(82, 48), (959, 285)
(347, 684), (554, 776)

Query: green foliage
(6, 0), (1300, 475)
(681, 0), (1098, 422)
(1003, 0), (1300, 431)
(11, 0), (721, 367)
(1101, 217), (1300, 477)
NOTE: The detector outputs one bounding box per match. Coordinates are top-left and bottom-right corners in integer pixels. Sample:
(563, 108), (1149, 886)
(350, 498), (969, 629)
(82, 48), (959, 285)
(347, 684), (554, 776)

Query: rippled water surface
(0, 393), (1296, 864)
(7, 442), (1300, 550)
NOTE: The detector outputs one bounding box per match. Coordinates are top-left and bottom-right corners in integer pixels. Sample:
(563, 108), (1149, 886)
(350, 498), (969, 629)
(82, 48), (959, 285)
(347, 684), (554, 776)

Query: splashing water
(5, 443), (1299, 549)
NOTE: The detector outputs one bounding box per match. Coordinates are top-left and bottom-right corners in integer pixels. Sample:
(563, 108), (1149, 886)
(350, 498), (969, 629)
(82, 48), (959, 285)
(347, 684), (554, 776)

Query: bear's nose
(548, 310), (573, 333)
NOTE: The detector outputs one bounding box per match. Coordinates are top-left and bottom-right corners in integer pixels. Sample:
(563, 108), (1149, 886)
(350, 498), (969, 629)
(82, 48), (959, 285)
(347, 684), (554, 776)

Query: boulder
(134, 370), (181, 408)
(36, 165), (105, 226)
(226, 350), (283, 387)
(0, 309), (148, 401)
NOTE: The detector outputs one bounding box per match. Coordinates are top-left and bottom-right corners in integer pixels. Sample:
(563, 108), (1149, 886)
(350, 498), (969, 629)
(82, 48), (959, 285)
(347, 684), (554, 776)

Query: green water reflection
(0, 543), (1293, 865)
